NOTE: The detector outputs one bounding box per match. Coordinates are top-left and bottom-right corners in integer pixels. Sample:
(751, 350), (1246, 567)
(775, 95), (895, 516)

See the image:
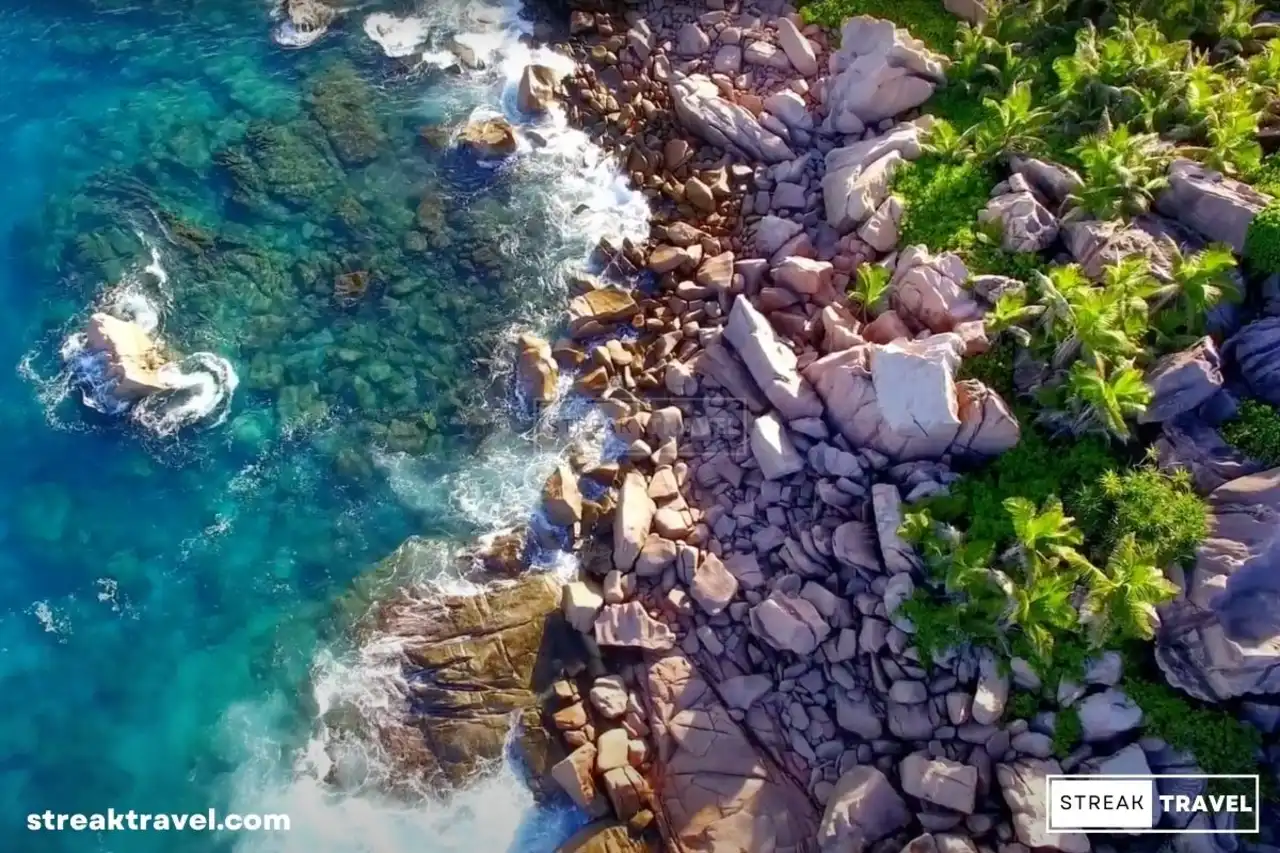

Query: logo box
(1046, 775), (1260, 834)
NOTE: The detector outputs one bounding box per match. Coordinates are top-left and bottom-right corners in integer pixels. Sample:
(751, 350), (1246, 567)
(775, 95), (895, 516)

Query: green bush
(1221, 398), (1280, 466)
(1246, 202), (1280, 275)
(1075, 467), (1208, 567)
(1006, 691), (1040, 721)
(924, 425), (1121, 546)
(798, 0), (958, 50)
(957, 339), (1017, 401)
(893, 155), (998, 254)
(1123, 677), (1265, 796)
(1053, 705), (1082, 758)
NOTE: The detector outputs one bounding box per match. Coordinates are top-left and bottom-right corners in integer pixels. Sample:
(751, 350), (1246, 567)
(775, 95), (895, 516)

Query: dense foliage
(892, 154), (996, 254)
(1246, 201), (1280, 274)
(1221, 397), (1280, 464)
(1124, 677), (1267, 796)
(1076, 468), (1209, 567)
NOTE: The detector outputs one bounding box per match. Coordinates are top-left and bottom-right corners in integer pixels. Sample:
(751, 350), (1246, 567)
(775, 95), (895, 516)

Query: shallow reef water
(0, 1), (645, 851)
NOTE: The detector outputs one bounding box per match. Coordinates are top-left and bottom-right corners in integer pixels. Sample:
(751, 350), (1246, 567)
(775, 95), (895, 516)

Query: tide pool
(0, 2), (645, 851)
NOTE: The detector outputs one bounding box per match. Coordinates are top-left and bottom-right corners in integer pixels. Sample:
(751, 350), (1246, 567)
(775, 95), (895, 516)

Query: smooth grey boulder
(670, 73), (795, 164)
(1155, 158), (1272, 254)
(1157, 465), (1280, 701)
(1227, 317), (1280, 407)
(1140, 337), (1223, 423)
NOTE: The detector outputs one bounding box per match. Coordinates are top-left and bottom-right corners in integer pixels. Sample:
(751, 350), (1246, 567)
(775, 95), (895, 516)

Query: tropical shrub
(1151, 243), (1241, 341)
(1076, 467), (1209, 566)
(1058, 358), (1153, 441)
(1067, 124), (1171, 220)
(1080, 533), (1179, 645)
(1221, 398), (1280, 465)
(1245, 201), (1280, 274)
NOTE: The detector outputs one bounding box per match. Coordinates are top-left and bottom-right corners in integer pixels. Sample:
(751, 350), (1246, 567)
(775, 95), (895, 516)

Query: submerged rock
(457, 117), (519, 160)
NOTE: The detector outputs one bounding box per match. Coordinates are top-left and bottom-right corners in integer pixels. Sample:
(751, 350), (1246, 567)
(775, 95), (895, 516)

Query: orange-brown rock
(84, 313), (172, 399)
(642, 651), (820, 853)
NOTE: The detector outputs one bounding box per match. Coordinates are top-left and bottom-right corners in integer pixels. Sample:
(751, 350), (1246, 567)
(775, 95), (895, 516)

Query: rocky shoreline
(331, 1), (1280, 852)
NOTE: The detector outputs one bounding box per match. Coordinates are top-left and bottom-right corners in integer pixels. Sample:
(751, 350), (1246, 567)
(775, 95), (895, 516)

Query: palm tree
(1063, 358), (1153, 441)
(1152, 243), (1242, 339)
(1102, 256), (1160, 338)
(1002, 496), (1094, 577)
(1033, 265), (1140, 370)
(1080, 533), (1179, 646)
(973, 81), (1050, 160)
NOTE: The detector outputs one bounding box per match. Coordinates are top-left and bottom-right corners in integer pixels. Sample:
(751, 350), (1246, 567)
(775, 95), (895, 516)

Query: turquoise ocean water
(0, 2), (646, 851)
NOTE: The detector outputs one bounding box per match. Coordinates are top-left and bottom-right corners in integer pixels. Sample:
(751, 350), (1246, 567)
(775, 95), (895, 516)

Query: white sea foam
(362, 13), (432, 58)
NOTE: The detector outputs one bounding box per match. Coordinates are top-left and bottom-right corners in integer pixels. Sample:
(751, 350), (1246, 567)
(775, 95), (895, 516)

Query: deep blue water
(0, 2), (644, 851)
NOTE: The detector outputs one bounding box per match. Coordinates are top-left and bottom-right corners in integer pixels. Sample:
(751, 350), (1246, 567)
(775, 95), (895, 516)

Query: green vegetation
(1053, 705), (1082, 758)
(1066, 125), (1170, 221)
(1222, 398), (1280, 465)
(1246, 201), (1280, 274)
(1124, 676), (1267, 797)
(1006, 690), (1040, 721)
(1076, 468), (1209, 567)
(798, 0), (958, 49)
(848, 263), (892, 315)
(892, 155), (996, 253)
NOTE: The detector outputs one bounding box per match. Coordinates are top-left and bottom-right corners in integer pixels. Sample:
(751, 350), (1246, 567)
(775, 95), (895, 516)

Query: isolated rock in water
(1139, 337), (1223, 424)
(824, 17), (947, 132)
(517, 65), (560, 114)
(1227, 317), (1280, 407)
(456, 116), (518, 159)
(516, 333), (558, 406)
(84, 313), (172, 399)
(368, 572), (568, 793)
(980, 189), (1059, 253)
(642, 651), (820, 853)
(724, 295), (824, 420)
(818, 766), (911, 853)
(1157, 466), (1280, 701)
(997, 759), (1091, 853)
(669, 73), (795, 164)
(273, 0), (337, 48)
(1156, 158), (1271, 254)
(889, 247), (982, 333)
(749, 590), (831, 655)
